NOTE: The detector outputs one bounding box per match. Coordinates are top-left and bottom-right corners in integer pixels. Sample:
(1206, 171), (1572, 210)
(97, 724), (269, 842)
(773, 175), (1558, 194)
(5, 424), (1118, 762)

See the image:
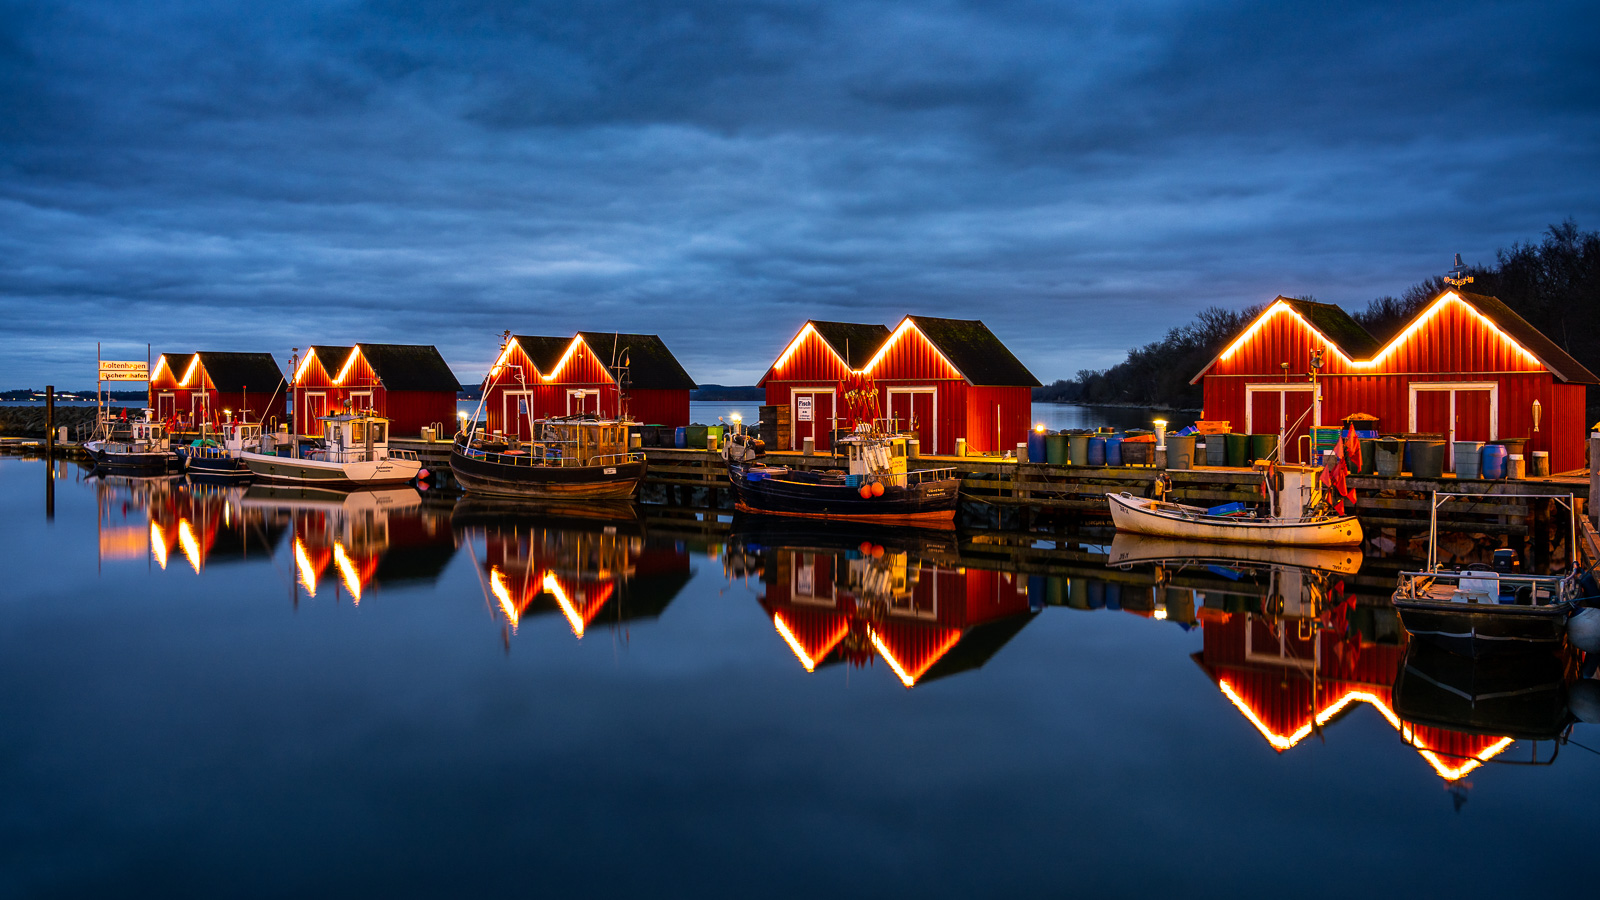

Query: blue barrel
(674, 426), (687, 448)
(1104, 583), (1122, 611)
(1027, 430), (1048, 463)
(1480, 443), (1508, 480)
(1087, 436), (1107, 466)
(1453, 441), (1484, 478)
(1105, 434), (1124, 466)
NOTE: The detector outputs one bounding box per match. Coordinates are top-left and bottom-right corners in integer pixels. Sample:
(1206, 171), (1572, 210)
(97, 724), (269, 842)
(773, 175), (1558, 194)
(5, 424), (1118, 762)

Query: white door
(567, 390), (600, 416)
(156, 392), (176, 423)
(191, 393), (210, 428)
(1245, 385), (1319, 463)
(348, 390), (373, 415)
(885, 387), (936, 452)
(504, 391), (535, 438)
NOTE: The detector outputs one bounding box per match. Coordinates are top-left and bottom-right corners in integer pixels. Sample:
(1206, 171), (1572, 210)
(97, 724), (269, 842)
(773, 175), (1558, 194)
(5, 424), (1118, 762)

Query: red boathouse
(482, 332), (695, 437)
(1192, 290), (1597, 471)
(149, 352), (288, 431)
(758, 316), (1039, 455)
(290, 343), (460, 438)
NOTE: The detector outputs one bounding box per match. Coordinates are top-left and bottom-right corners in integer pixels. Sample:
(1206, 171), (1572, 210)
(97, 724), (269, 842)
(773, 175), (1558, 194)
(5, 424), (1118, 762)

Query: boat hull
(1393, 597), (1572, 658)
(1392, 641), (1570, 739)
(449, 447), (645, 500)
(729, 463), (959, 525)
(177, 447), (250, 477)
(238, 451), (421, 486)
(1105, 492), (1362, 546)
(84, 442), (181, 476)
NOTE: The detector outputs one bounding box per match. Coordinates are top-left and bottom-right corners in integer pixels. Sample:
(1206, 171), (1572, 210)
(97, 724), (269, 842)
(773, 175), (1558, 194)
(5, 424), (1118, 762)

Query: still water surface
(2, 458), (1595, 897)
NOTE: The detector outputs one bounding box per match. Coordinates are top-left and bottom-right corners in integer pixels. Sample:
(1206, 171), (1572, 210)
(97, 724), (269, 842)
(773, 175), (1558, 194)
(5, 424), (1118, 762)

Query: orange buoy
(870, 481), (885, 497)
(859, 486), (873, 499)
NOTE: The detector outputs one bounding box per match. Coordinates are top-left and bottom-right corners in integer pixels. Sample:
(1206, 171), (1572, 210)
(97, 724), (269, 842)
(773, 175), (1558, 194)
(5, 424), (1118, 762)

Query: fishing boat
(84, 410), (182, 476)
(723, 421), (960, 525)
(449, 417), (647, 500)
(238, 412), (421, 486)
(1392, 641), (1572, 743)
(1106, 533), (1361, 575)
(1392, 492), (1586, 658)
(176, 420), (270, 480)
(1105, 463), (1361, 546)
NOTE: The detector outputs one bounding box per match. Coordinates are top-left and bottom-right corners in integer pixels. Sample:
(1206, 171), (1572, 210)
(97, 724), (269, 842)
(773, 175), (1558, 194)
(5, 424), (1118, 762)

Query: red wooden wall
(151, 359), (287, 431)
(484, 338), (690, 435)
(292, 349), (454, 437)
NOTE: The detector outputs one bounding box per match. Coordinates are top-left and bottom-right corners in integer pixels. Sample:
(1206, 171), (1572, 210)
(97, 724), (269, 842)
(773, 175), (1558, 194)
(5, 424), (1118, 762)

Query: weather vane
(1443, 253), (1474, 289)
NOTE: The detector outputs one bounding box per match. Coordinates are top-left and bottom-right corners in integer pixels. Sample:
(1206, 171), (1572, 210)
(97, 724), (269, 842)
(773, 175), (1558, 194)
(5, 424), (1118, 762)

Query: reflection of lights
(541, 338), (584, 382)
(294, 349), (318, 384)
(333, 348), (361, 385)
(1217, 679), (1514, 781)
(773, 613), (850, 673)
(1153, 607), (1168, 620)
(333, 542), (363, 603)
(150, 522), (168, 570)
(177, 519), (202, 573)
(545, 572), (583, 637)
(294, 538), (318, 597)
(490, 567), (518, 629)
(867, 625), (962, 688)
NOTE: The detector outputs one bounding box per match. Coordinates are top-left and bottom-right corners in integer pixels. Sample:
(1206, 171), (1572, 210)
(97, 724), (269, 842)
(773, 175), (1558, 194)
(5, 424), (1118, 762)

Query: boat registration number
(604, 467), (616, 475)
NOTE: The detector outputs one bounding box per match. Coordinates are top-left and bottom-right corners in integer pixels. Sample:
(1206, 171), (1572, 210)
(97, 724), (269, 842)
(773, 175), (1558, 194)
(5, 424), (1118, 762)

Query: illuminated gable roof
(904, 316), (1041, 387)
(810, 321), (893, 369)
(510, 335), (578, 375)
(1191, 297), (1379, 383)
(1451, 291), (1598, 384)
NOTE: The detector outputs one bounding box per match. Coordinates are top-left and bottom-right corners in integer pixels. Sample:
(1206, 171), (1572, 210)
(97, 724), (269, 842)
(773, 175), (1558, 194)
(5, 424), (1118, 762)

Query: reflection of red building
(1195, 612), (1513, 781)
(756, 546), (1035, 687)
(477, 521), (693, 639)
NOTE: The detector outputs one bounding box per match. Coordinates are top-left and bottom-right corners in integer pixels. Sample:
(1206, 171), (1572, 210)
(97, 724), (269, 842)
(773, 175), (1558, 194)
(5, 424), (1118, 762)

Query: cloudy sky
(3, 0), (1597, 387)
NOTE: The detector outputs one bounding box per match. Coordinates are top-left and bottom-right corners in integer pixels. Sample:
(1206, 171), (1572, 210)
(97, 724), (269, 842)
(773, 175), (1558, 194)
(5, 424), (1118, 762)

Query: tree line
(1035, 221), (1600, 411)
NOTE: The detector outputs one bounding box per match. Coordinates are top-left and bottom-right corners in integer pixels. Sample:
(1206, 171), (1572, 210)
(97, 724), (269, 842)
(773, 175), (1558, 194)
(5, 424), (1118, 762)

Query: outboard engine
(723, 432), (766, 463)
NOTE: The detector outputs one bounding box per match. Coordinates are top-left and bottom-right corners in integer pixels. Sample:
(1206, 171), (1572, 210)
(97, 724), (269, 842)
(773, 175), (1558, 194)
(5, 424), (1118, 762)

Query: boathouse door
(191, 393), (210, 428)
(302, 391), (327, 434)
(347, 390), (373, 415)
(789, 389), (835, 451)
(885, 387), (936, 454)
(156, 392), (176, 423)
(1245, 385), (1319, 463)
(503, 391), (534, 438)
(1410, 382), (1496, 470)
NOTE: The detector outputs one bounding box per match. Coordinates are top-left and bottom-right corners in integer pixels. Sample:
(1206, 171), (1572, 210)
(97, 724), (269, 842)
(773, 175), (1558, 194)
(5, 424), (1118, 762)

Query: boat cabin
(307, 413), (392, 463)
(839, 432), (911, 486)
(522, 419), (633, 467)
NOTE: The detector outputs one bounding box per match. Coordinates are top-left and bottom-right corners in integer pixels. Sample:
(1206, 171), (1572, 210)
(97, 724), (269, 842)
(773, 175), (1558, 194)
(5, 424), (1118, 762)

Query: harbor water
(1, 457), (1596, 897)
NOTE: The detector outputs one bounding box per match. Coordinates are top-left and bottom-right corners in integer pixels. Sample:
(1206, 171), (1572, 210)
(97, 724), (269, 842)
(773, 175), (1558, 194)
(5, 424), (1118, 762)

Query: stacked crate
(760, 405), (790, 449)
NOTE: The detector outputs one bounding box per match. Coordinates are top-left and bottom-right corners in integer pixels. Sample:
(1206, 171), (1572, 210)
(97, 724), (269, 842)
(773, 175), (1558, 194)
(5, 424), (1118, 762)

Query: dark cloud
(1, 0), (1597, 384)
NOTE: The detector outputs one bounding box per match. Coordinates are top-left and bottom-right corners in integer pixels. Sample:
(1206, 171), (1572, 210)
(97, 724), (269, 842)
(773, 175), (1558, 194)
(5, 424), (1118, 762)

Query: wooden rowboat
(1104, 492), (1362, 547)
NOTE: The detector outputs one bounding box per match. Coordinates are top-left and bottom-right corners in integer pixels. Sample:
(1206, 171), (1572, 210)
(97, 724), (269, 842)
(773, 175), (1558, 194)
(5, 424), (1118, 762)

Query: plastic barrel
(1411, 440), (1446, 478)
(1166, 434), (1196, 470)
(1106, 434), (1124, 466)
(686, 424), (708, 449)
(1357, 439), (1376, 474)
(674, 426), (687, 449)
(1046, 433), (1068, 465)
(1205, 438), (1226, 466)
(1087, 580), (1105, 610)
(1047, 576), (1066, 607)
(1531, 450), (1549, 476)
(1374, 438), (1404, 476)
(1069, 433), (1090, 466)
(1480, 443), (1508, 479)
(1250, 433), (1279, 464)
(1027, 430), (1047, 463)
(1507, 453), (1525, 480)
(1068, 577), (1088, 610)
(706, 425), (725, 447)
(1088, 436), (1107, 466)
(1452, 440), (1484, 478)
(1224, 433), (1249, 467)
(1104, 583), (1122, 611)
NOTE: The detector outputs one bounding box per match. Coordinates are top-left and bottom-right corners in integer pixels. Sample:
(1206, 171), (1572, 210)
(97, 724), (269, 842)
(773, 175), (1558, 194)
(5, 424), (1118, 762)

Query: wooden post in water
(1590, 432), (1600, 525)
(44, 385), (55, 521)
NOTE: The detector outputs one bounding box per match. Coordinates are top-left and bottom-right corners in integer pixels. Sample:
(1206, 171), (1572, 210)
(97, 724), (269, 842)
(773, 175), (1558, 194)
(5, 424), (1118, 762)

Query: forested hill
(1035, 221), (1600, 410)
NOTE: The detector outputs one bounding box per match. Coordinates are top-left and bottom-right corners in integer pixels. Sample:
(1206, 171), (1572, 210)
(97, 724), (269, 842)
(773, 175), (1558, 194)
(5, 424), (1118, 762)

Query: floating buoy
(417, 467), (431, 480)
(870, 481), (884, 497)
(859, 486), (873, 499)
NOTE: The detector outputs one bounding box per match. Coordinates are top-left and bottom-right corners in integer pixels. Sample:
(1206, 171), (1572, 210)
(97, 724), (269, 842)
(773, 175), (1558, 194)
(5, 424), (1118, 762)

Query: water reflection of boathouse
(462, 508), (694, 639)
(743, 531), (1037, 687)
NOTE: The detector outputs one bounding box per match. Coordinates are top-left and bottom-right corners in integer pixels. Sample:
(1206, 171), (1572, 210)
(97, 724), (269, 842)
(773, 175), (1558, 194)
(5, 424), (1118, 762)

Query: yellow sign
(99, 360), (149, 381)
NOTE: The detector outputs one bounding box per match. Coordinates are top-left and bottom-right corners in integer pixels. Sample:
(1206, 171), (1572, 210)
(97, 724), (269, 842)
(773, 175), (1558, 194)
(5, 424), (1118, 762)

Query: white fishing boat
(239, 412), (420, 486)
(1105, 463), (1362, 547)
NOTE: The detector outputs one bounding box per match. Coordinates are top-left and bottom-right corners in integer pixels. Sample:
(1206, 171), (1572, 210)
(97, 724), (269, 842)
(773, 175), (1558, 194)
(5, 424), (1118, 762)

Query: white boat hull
(239, 450), (421, 486)
(1105, 492), (1362, 547)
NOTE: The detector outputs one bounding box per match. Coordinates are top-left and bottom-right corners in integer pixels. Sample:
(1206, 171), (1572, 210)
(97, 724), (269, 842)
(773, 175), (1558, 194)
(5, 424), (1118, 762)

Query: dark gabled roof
(355, 343), (461, 392)
(919, 612), (1038, 685)
(510, 335), (576, 376)
(309, 345), (355, 378)
(808, 321), (893, 369)
(196, 352), (286, 393)
(1276, 298), (1383, 360)
(577, 332), (696, 390)
(1453, 291), (1599, 384)
(905, 316), (1041, 387)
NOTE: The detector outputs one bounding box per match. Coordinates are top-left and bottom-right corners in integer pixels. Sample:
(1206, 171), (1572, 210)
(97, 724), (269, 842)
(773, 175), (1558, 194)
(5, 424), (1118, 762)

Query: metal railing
(457, 445), (645, 468)
(905, 467), (958, 485)
(1393, 569), (1575, 606)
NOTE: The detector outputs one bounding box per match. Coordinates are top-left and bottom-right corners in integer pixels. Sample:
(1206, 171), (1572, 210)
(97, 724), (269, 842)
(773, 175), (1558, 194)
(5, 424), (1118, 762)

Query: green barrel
(1068, 433), (1090, 466)
(685, 424), (709, 448)
(1358, 438), (1376, 474)
(1224, 433), (1249, 467)
(1250, 433), (1279, 463)
(1411, 439), (1446, 478)
(1046, 433), (1068, 465)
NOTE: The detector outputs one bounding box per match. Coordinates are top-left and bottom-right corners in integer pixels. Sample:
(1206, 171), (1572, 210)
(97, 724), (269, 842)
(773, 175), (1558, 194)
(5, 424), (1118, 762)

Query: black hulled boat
(450, 417), (647, 500)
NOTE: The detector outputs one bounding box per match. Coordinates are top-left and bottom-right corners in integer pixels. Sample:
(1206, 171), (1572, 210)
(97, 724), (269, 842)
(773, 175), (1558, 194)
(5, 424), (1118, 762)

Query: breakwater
(0, 405), (131, 438)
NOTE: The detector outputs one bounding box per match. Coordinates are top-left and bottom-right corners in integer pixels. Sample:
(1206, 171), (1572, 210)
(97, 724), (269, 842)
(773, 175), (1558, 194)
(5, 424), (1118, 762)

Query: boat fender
(859, 486), (873, 499)
(1569, 607), (1600, 654)
(417, 467), (430, 480)
(870, 482), (884, 497)
(1569, 679), (1600, 724)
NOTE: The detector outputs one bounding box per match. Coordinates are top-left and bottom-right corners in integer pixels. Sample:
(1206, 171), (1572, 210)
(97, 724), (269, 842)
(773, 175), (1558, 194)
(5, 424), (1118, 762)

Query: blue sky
(3, 0), (1597, 386)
